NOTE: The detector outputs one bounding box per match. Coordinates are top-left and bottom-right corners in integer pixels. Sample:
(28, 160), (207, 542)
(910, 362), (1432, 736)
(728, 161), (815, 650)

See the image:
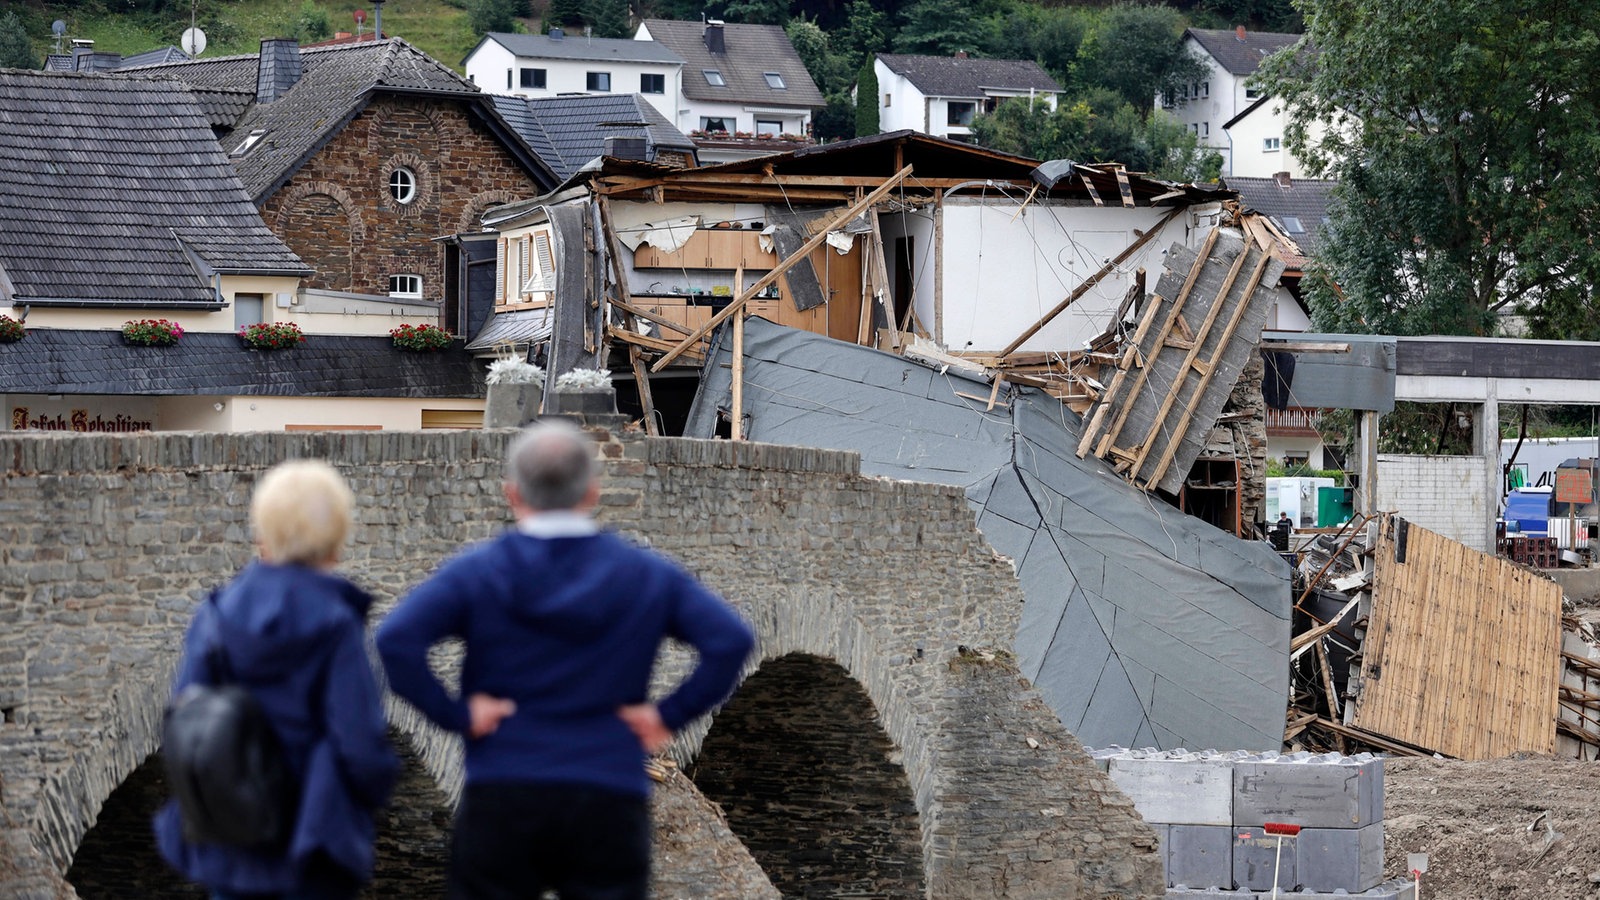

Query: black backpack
(162, 594), (298, 848)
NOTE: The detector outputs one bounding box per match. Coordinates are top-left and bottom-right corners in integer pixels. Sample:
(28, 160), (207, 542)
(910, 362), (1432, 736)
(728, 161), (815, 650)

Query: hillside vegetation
(6, 0), (485, 69)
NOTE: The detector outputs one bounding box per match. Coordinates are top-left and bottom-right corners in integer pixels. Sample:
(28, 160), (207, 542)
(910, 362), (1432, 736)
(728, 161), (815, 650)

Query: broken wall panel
(686, 318), (1292, 751)
(1078, 230), (1283, 495)
(1349, 517), (1561, 759)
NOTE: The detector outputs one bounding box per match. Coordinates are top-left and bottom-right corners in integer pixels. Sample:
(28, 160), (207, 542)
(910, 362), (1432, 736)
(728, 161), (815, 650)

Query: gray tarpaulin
(686, 319), (1291, 751)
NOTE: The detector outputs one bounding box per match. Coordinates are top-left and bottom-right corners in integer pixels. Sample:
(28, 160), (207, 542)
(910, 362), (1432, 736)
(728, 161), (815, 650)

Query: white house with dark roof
(462, 30), (686, 127)
(1162, 27), (1301, 176)
(872, 53), (1062, 141)
(635, 18), (823, 157)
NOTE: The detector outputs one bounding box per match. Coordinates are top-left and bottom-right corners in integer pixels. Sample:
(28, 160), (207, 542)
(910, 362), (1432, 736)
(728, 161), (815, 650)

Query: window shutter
(495, 239), (506, 303)
(519, 238), (531, 295)
(523, 231), (556, 293)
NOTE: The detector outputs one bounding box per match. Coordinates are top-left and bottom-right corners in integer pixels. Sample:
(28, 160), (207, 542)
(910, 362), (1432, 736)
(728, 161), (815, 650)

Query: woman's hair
(250, 459), (355, 566)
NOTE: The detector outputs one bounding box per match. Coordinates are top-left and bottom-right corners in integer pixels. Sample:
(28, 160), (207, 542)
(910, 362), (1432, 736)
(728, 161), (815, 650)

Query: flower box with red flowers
(239, 321), (305, 350)
(122, 318), (185, 346)
(390, 323), (454, 352)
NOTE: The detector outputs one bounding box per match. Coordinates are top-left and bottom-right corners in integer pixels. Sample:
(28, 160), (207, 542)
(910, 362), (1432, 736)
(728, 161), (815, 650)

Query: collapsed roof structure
(683, 318), (1292, 751)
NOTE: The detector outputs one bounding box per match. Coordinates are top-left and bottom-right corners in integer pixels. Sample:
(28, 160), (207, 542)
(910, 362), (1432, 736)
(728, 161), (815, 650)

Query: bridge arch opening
(690, 652), (925, 898)
(66, 730), (453, 898)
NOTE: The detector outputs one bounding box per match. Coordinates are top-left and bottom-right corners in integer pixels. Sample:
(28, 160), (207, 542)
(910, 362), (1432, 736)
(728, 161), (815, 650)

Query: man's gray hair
(506, 420), (600, 511)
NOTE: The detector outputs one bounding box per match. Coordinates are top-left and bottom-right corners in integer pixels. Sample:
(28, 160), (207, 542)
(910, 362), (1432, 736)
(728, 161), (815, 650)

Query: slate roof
(467, 32), (684, 66)
(121, 46), (191, 68)
(1185, 28), (1301, 76)
(465, 307), (554, 351)
(492, 93), (695, 180)
(875, 53), (1062, 99)
(1223, 174), (1335, 258)
(0, 330), (483, 397)
(124, 38), (556, 201)
(639, 19), (823, 108)
(0, 70), (309, 308)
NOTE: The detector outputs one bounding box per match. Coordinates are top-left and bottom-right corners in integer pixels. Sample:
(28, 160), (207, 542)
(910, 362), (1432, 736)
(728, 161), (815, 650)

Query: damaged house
(465, 130), (1297, 751)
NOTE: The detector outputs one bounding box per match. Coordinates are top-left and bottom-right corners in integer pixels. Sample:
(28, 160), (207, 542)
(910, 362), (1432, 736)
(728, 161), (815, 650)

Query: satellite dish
(181, 27), (207, 56)
(353, 8), (366, 23)
(52, 20), (66, 36)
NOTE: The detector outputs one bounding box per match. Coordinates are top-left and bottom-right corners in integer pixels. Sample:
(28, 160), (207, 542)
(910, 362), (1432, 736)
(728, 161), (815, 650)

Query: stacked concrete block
(1233, 751), (1385, 893)
(1092, 747), (1393, 899)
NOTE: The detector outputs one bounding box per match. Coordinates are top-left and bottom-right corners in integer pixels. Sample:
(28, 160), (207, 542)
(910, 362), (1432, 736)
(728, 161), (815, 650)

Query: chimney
(256, 38), (304, 104)
(704, 20), (725, 55)
(954, 50), (968, 59)
(1235, 25), (1247, 41)
(1274, 171), (1292, 188)
(550, 26), (564, 40)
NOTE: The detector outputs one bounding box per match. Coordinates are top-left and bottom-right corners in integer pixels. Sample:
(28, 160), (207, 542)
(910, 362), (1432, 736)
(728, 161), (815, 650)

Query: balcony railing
(1265, 406), (1322, 435)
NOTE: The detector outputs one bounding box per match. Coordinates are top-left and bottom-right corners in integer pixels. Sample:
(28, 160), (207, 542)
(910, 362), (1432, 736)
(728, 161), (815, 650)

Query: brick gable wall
(261, 95), (542, 299)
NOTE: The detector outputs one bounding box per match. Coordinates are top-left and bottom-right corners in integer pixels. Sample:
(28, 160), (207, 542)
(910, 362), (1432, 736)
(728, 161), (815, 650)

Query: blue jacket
(155, 563), (398, 894)
(377, 528), (755, 798)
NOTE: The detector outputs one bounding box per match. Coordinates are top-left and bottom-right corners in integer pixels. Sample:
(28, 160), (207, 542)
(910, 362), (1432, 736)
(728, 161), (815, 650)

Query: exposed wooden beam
(609, 298), (694, 337)
(651, 165), (914, 371)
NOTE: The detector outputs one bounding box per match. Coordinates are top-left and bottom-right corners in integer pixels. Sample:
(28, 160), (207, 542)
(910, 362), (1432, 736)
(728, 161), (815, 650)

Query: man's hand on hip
(618, 703), (672, 754)
(468, 693), (517, 739)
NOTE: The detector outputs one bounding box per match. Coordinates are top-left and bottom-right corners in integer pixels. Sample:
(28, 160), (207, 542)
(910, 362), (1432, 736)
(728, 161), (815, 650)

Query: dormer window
(763, 72), (785, 89)
(231, 129), (267, 157)
(703, 70), (725, 87)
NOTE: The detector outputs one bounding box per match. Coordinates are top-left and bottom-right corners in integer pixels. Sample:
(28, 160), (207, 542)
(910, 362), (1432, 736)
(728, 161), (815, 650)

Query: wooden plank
(1350, 516), (1560, 758)
(1114, 166), (1135, 208)
(652, 165), (913, 371)
(1124, 242), (1254, 485)
(997, 207), (1183, 359)
(628, 345), (659, 436)
(1090, 229), (1221, 459)
(1138, 245), (1270, 488)
(731, 298), (745, 441)
(609, 298), (694, 337)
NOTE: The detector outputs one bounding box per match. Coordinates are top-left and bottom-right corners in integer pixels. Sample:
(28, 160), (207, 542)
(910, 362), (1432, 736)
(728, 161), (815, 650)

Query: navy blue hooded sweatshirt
(155, 562), (398, 894)
(376, 528), (755, 797)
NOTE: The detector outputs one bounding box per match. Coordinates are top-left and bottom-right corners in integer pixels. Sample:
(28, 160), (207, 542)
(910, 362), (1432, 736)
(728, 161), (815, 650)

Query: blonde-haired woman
(156, 460), (397, 900)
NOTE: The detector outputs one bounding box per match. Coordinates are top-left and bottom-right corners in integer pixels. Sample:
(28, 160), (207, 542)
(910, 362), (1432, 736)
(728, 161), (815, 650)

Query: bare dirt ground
(1385, 756), (1600, 898)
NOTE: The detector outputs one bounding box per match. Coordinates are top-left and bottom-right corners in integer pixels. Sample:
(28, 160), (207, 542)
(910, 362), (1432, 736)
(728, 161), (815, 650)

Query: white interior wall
(937, 200), (1214, 354)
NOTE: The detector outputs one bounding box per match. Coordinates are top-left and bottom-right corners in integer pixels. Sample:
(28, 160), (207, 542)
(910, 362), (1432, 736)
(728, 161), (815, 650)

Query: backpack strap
(200, 589), (235, 687)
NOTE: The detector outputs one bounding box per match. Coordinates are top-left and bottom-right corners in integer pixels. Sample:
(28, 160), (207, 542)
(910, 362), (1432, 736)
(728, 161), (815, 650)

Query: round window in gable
(389, 167), (417, 204)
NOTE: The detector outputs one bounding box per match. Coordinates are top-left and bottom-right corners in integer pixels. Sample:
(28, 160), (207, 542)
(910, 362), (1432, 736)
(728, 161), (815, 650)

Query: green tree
(1258, 0), (1600, 337)
(0, 11), (37, 70)
(1076, 3), (1208, 112)
(588, 0), (634, 38)
(295, 2), (332, 43)
(713, 0), (792, 26)
(892, 0), (996, 57)
(542, 0), (587, 30)
(991, 5), (1090, 89)
(855, 60), (879, 137)
(472, 0), (526, 33)
(833, 0), (887, 67)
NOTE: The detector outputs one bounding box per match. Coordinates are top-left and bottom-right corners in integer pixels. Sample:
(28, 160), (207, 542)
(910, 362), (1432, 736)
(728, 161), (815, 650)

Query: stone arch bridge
(0, 428), (1159, 899)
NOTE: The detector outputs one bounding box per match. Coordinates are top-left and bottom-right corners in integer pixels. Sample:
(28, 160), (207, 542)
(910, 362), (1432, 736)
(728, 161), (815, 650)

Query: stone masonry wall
(260, 95), (543, 295)
(0, 429), (1161, 899)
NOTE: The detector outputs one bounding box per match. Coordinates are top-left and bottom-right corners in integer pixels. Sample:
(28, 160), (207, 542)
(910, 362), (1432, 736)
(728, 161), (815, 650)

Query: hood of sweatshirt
(205, 561), (373, 680)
